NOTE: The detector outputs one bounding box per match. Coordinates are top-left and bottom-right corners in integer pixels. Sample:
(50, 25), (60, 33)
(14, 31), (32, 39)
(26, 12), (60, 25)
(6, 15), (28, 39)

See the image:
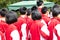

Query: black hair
(51, 4), (60, 12)
(27, 8), (32, 16)
(37, 0), (43, 7)
(31, 10), (42, 20)
(53, 4), (60, 9)
(31, 6), (37, 11)
(0, 10), (6, 17)
(52, 7), (60, 17)
(41, 7), (48, 14)
(5, 11), (17, 24)
(0, 8), (8, 17)
(19, 7), (27, 15)
(1, 8), (8, 13)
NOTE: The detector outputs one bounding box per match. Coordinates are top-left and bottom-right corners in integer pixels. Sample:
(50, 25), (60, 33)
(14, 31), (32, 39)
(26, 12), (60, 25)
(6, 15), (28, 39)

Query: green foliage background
(47, 0), (60, 4)
(0, 0), (21, 9)
(0, 0), (60, 9)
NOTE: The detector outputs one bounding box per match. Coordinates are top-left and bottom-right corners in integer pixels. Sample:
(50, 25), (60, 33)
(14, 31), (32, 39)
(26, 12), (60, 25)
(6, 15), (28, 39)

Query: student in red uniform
(0, 8), (8, 32)
(5, 11), (20, 40)
(41, 7), (51, 25)
(30, 10), (49, 40)
(31, 5), (47, 25)
(48, 5), (60, 40)
(37, 0), (44, 13)
(26, 8), (33, 40)
(14, 7), (28, 40)
(30, 10), (42, 40)
(0, 9), (8, 40)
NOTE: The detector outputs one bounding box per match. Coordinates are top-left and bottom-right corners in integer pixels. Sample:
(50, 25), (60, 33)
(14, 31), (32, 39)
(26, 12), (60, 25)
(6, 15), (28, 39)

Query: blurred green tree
(0, 0), (21, 9)
(47, 0), (60, 4)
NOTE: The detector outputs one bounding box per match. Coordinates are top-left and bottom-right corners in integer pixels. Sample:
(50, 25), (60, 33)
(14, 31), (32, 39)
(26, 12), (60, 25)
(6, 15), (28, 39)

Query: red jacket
(42, 14), (51, 25)
(55, 17), (60, 22)
(0, 22), (5, 33)
(26, 17), (33, 30)
(48, 18), (60, 40)
(14, 16), (28, 40)
(5, 24), (20, 40)
(40, 19), (50, 40)
(30, 20), (43, 40)
(26, 17), (33, 40)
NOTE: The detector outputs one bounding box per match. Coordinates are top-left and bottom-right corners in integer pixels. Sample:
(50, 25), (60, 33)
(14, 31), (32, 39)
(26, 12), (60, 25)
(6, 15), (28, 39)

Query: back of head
(41, 7), (48, 14)
(5, 11), (17, 24)
(51, 4), (60, 12)
(19, 7), (27, 15)
(27, 8), (32, 16)
(0, 10), (6, 17)
(53, 4), (60, 9)
(37, 0), (43, 7)
(31, 10), (42, 20)
(1, 8), (8, 13)
(52, 5), (60, 17)
(31, 6), (37, 11)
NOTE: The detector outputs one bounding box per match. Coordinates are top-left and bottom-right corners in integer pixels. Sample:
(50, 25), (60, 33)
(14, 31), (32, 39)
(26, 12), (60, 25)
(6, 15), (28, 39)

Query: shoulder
(48, 19), (60, 27)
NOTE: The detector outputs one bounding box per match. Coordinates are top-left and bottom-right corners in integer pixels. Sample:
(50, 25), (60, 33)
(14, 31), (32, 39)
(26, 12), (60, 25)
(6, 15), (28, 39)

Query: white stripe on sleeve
(10, 30), (20, 40)
(41, 25), (49, 36)
(55, 24), (60, 36)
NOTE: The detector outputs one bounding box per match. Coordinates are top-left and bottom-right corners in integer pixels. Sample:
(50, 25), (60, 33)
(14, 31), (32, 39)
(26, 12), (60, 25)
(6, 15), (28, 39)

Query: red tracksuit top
(48, 18), (60, 40)
(42, 14), (51, 25)
(40, 19), (50, 40)
(0, 19), (6, 33)
(26, 17), (33, 40)
(30, 20), (43, 40)
(4, 24), (20, 40)
(0, 22), (6, 40)
(14, 16), (28, 40)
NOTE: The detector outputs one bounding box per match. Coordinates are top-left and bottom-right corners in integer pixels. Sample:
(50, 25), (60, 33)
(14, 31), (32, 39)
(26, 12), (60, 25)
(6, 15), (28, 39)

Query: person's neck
(38, 6), (43, 8)
(0, 17), (5, 19)
(20, 15), (26, 18)
(28, 16), (31, 19)
(43, 13), (48, 16)
(53, 17), (57, 18)
(0, 17), (5, 21)
(1, 17), (5, 18)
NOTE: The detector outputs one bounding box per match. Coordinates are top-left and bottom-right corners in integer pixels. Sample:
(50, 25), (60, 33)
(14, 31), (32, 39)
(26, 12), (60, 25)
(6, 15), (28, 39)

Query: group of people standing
(0, 0), (60, 40)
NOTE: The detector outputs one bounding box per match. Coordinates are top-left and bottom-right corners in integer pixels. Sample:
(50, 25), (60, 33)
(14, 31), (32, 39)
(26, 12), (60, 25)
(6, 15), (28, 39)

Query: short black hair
(37, 0), (43, 7)
(53, 4), (60, 9)
(0, 10), (6, 17)
(0, 8), (8, 17)
(52, 7), (60, 17)
(41, 7), (48, 14)
(31, 6), (37, 11)
(31, 10), (42, 20)
(51, 4), (60, 12)
(19, 7), (27, 15)
(5, 11), (17, 24)
(1, 8), (8, 13)
(27, 8), (32, 16)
